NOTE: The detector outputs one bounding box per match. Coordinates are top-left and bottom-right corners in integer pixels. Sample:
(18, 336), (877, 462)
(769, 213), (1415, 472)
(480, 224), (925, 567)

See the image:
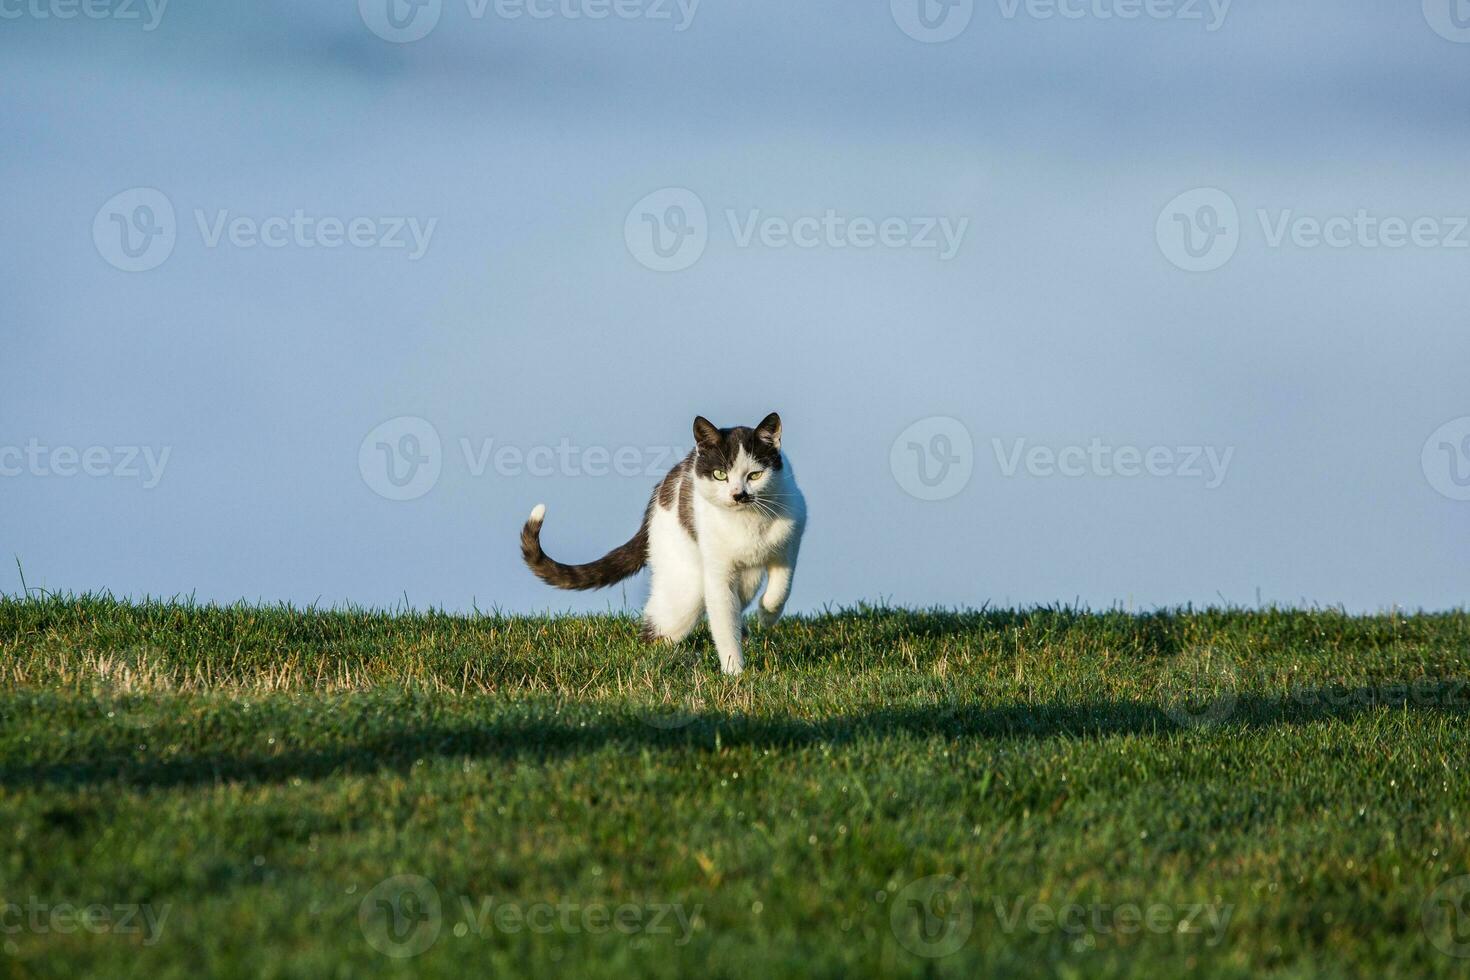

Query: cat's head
(692, 412), (784, 510)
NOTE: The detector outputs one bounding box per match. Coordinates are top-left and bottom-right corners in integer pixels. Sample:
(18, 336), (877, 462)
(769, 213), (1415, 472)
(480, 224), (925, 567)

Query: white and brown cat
(521, 413), (805, 675)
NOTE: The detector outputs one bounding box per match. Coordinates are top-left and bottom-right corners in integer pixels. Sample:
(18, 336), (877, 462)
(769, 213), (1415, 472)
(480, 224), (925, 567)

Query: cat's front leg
(757, 538), (801, 628)
(756, 564), (793, 628)
(702, 563), (744, 675)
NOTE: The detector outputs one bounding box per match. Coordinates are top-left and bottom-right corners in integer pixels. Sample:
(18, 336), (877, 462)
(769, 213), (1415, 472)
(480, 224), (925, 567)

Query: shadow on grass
(3, 681), (1468, 790)
(791, 606), (1192, 657)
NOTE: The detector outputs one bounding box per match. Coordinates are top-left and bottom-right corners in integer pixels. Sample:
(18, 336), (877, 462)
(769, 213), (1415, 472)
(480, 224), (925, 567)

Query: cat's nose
(732, 490), (751, 504)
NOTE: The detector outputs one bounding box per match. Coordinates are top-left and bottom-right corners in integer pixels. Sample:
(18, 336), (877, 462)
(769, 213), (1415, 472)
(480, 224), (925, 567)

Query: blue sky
(3, 0), (1468, 613)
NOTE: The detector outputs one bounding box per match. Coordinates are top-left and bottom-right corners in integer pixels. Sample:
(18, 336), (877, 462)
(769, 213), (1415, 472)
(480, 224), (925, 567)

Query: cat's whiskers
(747, 497), (778, 521)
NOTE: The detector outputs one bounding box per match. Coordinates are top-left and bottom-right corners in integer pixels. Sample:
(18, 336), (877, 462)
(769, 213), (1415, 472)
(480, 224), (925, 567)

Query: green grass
(3, 594), (1470, 978)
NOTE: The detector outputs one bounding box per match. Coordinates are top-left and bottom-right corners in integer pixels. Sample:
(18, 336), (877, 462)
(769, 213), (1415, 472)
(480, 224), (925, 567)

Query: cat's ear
(756, 412), (782, 449)
(693, 416), (722, 448)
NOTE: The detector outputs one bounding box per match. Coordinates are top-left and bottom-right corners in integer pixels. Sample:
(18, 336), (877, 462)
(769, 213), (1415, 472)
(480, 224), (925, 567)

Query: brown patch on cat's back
(652, 452), (698, 542)
(655, 454), (687, 510)
(678, 466), (697, 541)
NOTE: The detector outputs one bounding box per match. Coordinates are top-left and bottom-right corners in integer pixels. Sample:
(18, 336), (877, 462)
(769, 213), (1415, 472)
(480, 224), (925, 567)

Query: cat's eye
(713, 469), (728, 481)
(749, 471), (765, 480)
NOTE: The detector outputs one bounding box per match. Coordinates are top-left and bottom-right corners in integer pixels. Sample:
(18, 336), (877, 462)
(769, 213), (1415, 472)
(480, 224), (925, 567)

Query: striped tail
(520, 503), (649, 591)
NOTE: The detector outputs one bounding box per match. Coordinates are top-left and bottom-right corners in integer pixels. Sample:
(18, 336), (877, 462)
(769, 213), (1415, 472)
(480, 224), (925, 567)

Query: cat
(520, 412), (805, 675)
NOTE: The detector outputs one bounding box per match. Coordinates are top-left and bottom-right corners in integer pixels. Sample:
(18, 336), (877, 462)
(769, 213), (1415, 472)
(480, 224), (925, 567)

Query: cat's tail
(520, 503), (649, 591)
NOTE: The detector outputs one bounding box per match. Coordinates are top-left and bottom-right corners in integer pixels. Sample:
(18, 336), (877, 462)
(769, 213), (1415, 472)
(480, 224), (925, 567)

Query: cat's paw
(756, 607), (781, 629)
(639, 621), (673, 645)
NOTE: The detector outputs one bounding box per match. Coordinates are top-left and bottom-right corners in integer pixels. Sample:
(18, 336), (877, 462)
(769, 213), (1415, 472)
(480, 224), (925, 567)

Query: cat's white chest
(695, 498), (801, 569)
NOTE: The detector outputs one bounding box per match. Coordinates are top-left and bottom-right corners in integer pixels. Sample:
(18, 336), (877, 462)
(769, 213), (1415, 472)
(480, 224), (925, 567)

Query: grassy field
(2, 594), (1470, 978)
